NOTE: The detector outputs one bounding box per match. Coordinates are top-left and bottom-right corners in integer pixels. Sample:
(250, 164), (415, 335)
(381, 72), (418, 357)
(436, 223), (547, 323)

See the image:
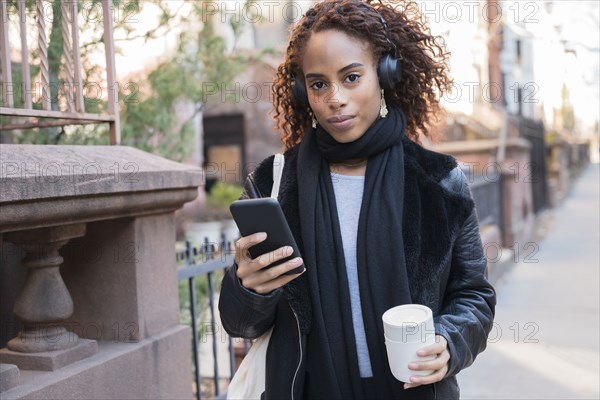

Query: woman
(219, 1), (496, 399)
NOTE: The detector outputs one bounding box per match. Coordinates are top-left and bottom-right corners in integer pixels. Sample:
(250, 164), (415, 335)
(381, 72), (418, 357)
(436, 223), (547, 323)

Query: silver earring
(312, 115), (317, 128)
(380, 89), (388, 118)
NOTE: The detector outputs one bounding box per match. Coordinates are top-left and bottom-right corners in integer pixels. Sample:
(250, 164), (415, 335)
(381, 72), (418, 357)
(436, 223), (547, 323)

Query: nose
(327, 82), (347, 110)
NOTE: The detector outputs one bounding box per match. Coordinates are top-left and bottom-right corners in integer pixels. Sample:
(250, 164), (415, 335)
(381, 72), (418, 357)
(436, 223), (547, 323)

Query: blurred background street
(459, 161), (600, 399)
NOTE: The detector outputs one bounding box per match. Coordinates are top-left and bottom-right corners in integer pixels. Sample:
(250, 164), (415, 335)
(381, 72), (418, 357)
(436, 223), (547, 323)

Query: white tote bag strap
(270, 153), (285, 199)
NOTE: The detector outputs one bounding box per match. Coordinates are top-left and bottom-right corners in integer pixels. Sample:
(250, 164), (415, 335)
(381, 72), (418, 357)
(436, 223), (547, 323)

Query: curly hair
(271, 0), (453, 150)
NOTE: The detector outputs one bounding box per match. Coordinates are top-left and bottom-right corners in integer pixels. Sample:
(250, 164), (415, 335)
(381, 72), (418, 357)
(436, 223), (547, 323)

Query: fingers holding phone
(235, 232), (304, 295)
(230, 198), (306, 294)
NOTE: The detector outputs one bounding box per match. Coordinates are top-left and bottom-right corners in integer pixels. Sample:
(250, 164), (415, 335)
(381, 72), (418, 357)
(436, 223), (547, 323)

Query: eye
(309, 81), (327, 90)
(345, 73), (360, 83)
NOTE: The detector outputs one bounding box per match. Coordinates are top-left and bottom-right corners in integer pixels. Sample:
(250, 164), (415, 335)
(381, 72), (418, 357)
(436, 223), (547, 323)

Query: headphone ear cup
(291, 75), (309, 108)
(378, 54), (403, 91)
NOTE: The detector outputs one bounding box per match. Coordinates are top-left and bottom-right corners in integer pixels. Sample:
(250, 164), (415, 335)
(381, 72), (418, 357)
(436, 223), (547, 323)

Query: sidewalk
(458, 161), (600, 399)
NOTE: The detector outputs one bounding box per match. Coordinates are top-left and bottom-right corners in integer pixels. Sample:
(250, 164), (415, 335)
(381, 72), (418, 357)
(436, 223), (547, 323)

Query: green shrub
(207, 182), (243, 207)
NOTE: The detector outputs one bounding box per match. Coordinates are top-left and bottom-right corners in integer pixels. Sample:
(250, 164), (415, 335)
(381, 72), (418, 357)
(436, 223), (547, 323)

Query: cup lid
(382, 304), (432, 328)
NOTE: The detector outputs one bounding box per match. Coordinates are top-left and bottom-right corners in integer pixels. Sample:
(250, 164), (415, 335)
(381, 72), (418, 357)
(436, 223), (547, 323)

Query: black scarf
(298, 107), (434, 399)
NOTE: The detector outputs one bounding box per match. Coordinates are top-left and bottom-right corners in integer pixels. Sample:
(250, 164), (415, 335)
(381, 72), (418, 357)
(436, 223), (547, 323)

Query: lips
(326, 114), (355, 130)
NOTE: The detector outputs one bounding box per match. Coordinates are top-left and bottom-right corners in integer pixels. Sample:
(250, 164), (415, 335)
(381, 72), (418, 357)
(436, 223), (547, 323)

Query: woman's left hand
(404, 335), (450, 390)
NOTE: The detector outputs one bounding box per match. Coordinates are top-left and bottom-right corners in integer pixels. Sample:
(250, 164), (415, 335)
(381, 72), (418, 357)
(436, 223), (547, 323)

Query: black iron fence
(176, 233), (247, 400)
(518, 117), (548, 213)
(462, 166), (503, 231)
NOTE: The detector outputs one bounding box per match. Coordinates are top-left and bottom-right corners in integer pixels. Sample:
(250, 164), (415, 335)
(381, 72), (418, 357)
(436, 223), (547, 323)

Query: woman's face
(302, 29), (382, 143)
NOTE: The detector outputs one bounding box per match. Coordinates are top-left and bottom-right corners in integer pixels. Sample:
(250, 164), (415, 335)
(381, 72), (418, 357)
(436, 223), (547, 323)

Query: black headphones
(291, 4), (403, 108)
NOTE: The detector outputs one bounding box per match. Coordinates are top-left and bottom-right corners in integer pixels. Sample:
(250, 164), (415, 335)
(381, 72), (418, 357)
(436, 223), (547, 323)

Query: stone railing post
(1, 224), (97, 370)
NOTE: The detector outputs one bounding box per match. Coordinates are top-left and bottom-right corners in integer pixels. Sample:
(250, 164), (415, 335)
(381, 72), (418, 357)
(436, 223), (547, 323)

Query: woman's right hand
(234, 232), (305, 295)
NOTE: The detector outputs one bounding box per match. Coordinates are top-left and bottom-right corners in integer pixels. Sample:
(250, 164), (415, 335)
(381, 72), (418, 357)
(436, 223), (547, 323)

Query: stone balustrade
(0, 144), (201, 399)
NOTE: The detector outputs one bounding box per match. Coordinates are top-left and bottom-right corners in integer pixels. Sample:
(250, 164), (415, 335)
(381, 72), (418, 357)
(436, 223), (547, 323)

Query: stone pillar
(0, 224), (97, 371)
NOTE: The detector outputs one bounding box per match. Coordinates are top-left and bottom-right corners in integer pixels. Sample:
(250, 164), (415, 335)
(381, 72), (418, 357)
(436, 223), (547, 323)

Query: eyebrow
(304, 62), (364, 79)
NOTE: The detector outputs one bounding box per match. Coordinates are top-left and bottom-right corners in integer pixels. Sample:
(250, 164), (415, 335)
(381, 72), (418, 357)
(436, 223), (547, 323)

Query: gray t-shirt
(330, 172), (373, 378)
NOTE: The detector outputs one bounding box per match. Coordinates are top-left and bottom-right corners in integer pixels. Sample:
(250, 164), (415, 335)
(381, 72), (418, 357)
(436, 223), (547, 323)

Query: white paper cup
(382, 304), (436, 382)
(382, 304), (434, 343)
(384, 334), (436, 383)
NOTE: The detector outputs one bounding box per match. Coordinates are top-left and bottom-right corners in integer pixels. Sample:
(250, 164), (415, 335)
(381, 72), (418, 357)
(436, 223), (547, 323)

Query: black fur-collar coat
(219, 135), (496, 399)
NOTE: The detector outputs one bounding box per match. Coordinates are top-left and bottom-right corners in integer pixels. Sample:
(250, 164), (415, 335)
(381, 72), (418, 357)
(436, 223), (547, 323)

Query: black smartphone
(229, 198), (305, 275)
